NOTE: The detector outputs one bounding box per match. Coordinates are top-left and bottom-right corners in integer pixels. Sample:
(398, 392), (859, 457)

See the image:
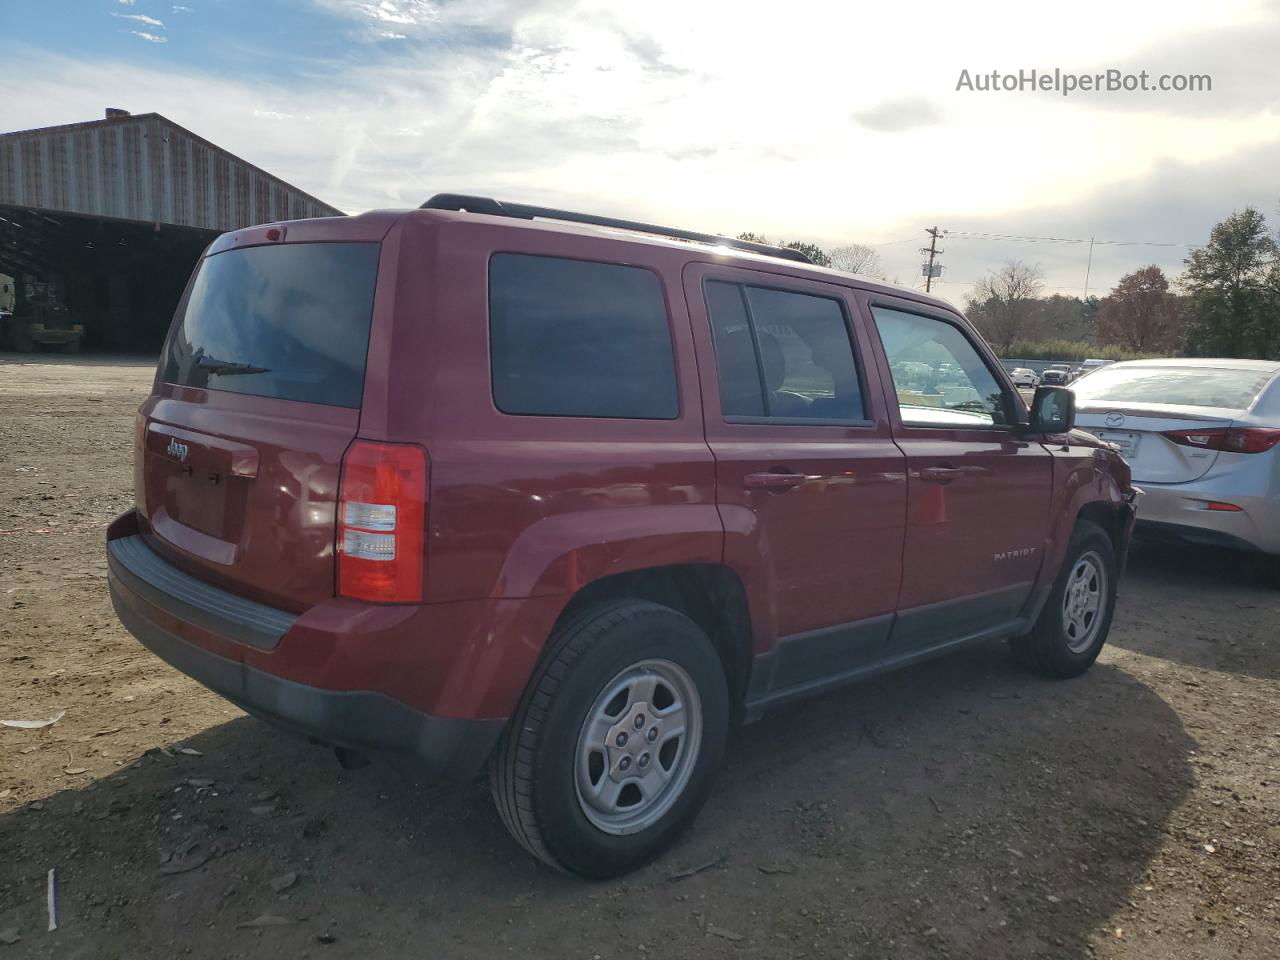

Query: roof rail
(419, 193), (813, 264)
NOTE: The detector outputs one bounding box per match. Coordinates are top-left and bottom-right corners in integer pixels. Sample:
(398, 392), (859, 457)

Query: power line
(948, 230), (1200, 248)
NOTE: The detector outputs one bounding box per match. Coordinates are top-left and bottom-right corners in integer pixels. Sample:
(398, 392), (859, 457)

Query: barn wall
(0, 114), (342, 232)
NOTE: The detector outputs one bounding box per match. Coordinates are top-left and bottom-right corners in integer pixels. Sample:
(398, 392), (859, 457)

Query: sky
(5, 0), (1280, 307)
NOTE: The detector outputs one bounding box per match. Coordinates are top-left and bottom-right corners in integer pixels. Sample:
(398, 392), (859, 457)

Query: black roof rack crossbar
(420, 194), (813, 264)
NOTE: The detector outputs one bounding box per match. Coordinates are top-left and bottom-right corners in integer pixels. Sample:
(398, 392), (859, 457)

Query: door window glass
(705, 280), (864, 421)
(873, 307), (1010, 427)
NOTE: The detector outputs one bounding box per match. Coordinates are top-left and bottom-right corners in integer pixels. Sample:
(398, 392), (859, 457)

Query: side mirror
(1027, 385), (1075, 434)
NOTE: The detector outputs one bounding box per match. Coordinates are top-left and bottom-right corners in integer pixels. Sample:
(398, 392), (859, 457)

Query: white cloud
(9, 0), (1280, 301)
(114, 12), (164, 26)
(117, 0), (135, 5)
(316, 0), (440, 31)
(129, 30), (167, 43)
(172, 4), (192, 11)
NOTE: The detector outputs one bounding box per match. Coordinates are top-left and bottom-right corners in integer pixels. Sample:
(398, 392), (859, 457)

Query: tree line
(742, 206), (1280, 360)
(965, 207), (1280, 359)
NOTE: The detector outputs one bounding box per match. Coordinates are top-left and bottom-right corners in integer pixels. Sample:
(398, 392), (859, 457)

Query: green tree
(1181, 207), (1280, 358)
(782, 241), (832, 267)
(735, 232), (833, 267)
(1024, 293), (1097, 342)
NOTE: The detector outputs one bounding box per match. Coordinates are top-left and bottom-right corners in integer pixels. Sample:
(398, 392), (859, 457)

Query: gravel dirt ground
(2, 355), (1279, 959)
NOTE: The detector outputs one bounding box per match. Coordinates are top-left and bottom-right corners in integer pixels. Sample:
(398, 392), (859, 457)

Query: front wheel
(1010, 520), (1118, 677)
(490, 600), (729, 878)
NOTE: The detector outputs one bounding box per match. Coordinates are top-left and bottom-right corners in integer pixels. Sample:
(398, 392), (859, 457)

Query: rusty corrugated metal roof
(0, 112), (344, 232)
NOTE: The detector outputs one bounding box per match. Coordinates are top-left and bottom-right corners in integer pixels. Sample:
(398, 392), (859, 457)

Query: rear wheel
(1010, 520), (1117, 677)
(490, 600), (729, 878)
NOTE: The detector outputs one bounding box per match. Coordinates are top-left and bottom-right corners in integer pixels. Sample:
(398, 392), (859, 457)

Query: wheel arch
(552, 563), (755, 720)
(1075, 499), (1129, 560)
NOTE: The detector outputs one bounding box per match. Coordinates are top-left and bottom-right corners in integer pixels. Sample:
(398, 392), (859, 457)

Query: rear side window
(704, 280), (864, 421)
(160, 242), (380, 408)
(489, 254), (678, 419)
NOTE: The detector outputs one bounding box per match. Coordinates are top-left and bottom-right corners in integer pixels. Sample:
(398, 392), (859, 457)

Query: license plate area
(144, 423), (258, 543)
(1087, 429), (1141, 457)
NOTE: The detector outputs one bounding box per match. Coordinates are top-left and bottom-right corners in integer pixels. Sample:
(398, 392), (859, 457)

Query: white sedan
(1009, 367), (1040, 388)
(1072, 358), (1280, 557)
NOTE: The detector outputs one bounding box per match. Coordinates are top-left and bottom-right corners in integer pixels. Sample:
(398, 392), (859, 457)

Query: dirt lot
(2, 355), (1279, 959)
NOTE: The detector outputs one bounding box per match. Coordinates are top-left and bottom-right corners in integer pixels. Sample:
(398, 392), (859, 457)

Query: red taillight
(1162, 427), (1280, 454)
(337, 440), (428, 603)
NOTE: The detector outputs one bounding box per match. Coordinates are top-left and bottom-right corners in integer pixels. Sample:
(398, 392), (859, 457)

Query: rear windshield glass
(1072, 366), (1274, 409)
(160, 242), (380, 408)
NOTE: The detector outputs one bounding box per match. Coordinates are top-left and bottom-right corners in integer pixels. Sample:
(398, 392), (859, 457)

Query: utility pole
(921, 226), (944, 292)
(1082, 236), (1095, 335)
(1082, 236), (1095, 300)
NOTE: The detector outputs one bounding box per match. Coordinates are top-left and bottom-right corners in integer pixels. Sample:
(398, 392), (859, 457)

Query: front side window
(705, 280), (864, 421)
(872, 307), (1010, 428)
(489, 254), (678, 419)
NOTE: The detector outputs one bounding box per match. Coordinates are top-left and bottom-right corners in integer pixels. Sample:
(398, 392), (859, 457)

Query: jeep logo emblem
(166, 437), (189, 462)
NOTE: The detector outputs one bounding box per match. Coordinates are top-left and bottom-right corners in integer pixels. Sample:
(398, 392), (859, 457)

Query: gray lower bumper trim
(108, 573), (504, 778)
(107, 535), (295, 650)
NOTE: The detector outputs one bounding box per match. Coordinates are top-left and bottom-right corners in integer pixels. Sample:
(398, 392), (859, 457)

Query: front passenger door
(868, 300), (1053, 659)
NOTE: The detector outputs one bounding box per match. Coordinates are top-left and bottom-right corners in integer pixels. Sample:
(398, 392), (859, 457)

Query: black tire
(1010, 520), (1118, 678)
(490, 600), (729, 878)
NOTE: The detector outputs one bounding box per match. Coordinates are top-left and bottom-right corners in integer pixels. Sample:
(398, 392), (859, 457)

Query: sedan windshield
(1072, 366), (1274, 409)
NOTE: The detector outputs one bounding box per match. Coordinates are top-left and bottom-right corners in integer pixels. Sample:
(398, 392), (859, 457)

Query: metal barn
(0, 109), (344, 351)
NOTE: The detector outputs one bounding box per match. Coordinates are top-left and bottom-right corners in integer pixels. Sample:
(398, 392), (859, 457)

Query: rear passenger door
(684, 265), (907, 698)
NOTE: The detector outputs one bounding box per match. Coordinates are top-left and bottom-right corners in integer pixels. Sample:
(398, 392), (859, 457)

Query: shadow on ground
(1, 641), (1192, 959)
(1110, 537), (1280, 680)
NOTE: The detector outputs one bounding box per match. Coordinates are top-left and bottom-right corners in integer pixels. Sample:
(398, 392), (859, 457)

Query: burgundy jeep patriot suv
(107, 194), (1137, 877)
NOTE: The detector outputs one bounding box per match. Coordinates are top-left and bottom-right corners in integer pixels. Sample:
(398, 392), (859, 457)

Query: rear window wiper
(196, 355), (271, 376)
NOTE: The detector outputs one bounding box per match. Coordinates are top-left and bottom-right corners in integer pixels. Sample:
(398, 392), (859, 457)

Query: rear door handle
(920, 466), (966, 483)
(744, 472), (812, 490)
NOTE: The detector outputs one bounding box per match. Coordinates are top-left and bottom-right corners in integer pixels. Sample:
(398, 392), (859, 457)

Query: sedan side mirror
(1027, 385), (1075, 434)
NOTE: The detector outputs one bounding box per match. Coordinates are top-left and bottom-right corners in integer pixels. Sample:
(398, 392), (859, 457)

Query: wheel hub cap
(1061, 551), (1106, 653)
(574, 659), (702, 835)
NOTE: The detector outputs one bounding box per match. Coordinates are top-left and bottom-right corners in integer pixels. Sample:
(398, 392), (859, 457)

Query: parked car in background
(1041, 366), (1071, 386)
(1080, 359), (1113, 374)
(1010, 367), (1040, 388)
(107, 195), (1138, 878)
(1073, 358), (1280, 558)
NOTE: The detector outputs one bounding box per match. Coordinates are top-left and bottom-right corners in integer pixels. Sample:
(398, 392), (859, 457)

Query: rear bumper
(1135, 519), (1261, 553)
(1133, 479), (1280, 554)
(107, 529), (505, 778)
